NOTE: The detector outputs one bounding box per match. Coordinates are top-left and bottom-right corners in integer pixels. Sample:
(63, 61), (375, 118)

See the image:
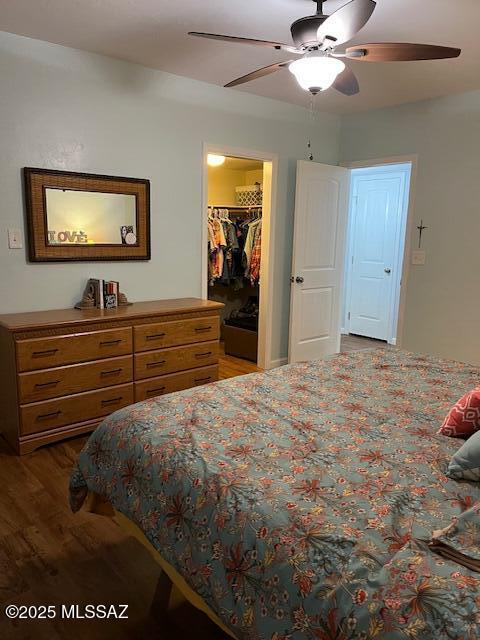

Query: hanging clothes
(228, 218), (247, 289)
(244, 217), (262, 281)
(208, 207), (262, 287)
(208, 210), (227, 284)
(220, 213), (239, 284)
(248, 221), (262, 284)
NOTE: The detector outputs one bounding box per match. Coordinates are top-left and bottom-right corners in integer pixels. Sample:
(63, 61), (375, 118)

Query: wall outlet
(8, 229), (23, 249)
(412, 250), (426, 265)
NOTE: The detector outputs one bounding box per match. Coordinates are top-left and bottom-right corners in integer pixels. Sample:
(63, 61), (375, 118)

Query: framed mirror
(24, 168), (150, 261)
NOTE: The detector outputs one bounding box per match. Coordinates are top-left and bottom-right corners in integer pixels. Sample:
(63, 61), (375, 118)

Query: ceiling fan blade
(189, 32), (293, 52)
(346, 43), (462, 61)
(333, 65), (359, 95)
(225, 61), (293, 88)
(317, 0), (376, 47)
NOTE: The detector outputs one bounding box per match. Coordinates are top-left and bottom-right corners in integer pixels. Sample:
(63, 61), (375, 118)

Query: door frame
(342, 155), (418, 347)
(201, 143), (279, 370)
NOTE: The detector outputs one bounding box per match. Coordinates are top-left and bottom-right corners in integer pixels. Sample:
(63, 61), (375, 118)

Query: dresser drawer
(134, 316), (219, 352)
(17, 327), (132, 372)
(135, 341), (219, 380)
(135, 365), (218, 401)
(20, 383), (134, 436)
(18, 356), (133, 403)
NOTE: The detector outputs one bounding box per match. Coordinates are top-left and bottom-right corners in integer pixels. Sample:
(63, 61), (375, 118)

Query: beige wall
(0, 30), (340, 364)
(208, 168), (245, 206)
(341, 90), (480, 365)
(208, 165), (263, 206)
(245, 169), (264, 185)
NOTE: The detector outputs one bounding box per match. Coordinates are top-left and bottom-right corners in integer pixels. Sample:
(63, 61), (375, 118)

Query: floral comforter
(70, 349), (480, 639)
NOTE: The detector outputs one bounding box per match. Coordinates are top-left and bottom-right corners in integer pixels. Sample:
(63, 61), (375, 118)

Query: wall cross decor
(417, 219), (428, 248)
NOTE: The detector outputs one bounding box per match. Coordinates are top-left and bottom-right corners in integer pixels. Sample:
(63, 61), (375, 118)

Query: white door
(289, 161), (349, 363)
(347, 168), (409, 341)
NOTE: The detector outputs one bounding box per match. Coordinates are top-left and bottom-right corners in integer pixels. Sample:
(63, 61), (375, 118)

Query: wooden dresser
(0, 298), (223, 455)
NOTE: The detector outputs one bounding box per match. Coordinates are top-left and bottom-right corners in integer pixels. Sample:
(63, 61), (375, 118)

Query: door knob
(384, 268), (391, 274)
(295, 276), (304, 284)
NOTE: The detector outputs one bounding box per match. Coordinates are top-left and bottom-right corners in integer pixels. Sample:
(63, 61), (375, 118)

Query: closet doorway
(202, 145), (277, 370)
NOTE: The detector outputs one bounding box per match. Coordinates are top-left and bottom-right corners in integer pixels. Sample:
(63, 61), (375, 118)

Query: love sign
(48, 230), (89, 244)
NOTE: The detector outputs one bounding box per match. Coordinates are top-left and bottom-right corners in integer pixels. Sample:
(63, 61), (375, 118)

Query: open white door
(345, 166), (410, 343)
(289, 161), (349, 363)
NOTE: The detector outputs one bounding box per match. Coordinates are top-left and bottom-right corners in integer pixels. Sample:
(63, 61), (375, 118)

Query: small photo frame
(120, 225), (137, 245)
(104, 293), (117, 309)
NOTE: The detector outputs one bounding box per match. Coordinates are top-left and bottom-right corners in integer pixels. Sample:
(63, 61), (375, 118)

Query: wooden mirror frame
(24, 168), (151, 262)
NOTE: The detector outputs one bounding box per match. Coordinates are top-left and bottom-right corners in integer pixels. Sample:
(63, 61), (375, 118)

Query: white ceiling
(0, 0), (478, 113)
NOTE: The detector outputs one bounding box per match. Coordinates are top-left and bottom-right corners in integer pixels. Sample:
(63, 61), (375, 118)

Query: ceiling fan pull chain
(307, 93), (318, 161)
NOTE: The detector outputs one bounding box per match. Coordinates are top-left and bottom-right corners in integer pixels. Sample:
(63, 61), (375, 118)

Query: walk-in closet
(207, 154), (264, 364)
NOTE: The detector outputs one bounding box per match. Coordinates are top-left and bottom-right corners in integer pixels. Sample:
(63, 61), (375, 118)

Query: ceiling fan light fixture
(207, 154), (226, 167)
(289, 56), (345, 94)
(190, 0), (460, 98)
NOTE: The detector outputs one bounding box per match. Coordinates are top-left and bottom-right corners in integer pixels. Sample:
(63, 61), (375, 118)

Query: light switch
(8, 229), (23, 249)
(412, 250), (426, 265)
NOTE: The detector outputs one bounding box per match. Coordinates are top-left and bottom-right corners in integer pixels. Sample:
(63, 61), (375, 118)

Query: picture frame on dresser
(24, 167), (151, 262)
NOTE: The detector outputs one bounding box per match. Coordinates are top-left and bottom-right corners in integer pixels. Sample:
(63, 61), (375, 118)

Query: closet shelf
(210, 204), (262, 210)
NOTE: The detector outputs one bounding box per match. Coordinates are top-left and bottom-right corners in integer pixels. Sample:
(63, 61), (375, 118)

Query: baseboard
(268, 357), (288, 369)
(388, 338), (397, 346)
(341, 327), (348, 335)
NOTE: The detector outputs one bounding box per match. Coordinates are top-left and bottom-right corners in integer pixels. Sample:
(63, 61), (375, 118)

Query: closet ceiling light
(207, 154), (226, 167)
(289, 56), (345, 94)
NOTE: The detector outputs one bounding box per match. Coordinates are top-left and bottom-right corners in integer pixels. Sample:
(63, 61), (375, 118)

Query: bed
(70, 349), (480, 639)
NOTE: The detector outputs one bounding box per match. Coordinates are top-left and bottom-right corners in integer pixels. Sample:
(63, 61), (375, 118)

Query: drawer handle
(100, 339), (122, 347)
(34, 380), (60, 389)
(100, 368), (122, 377)
(36, 410), (61, 421)
(194, 376), (212, 383)
(146, 333), (166, 341)
(195, 352), (213, 358)
(32, 348), (59, 358)
(146, 360), (166, 369)
(195, 326), (212, 333)
(101, 397), (123, 406)
(146, 386), (166, 395)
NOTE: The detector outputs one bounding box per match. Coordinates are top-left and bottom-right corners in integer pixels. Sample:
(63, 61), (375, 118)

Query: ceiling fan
(189, 0), (461, 97)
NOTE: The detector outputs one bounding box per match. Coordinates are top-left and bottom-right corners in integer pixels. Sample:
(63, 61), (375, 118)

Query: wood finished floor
(340, 334), (389, 353)
(0, 334), (381, 640)
(218, 342), (261, 379)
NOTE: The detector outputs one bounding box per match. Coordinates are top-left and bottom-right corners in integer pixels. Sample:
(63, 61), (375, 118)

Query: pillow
(447, 430), (480, 481)
(438, 387), (480, 437)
